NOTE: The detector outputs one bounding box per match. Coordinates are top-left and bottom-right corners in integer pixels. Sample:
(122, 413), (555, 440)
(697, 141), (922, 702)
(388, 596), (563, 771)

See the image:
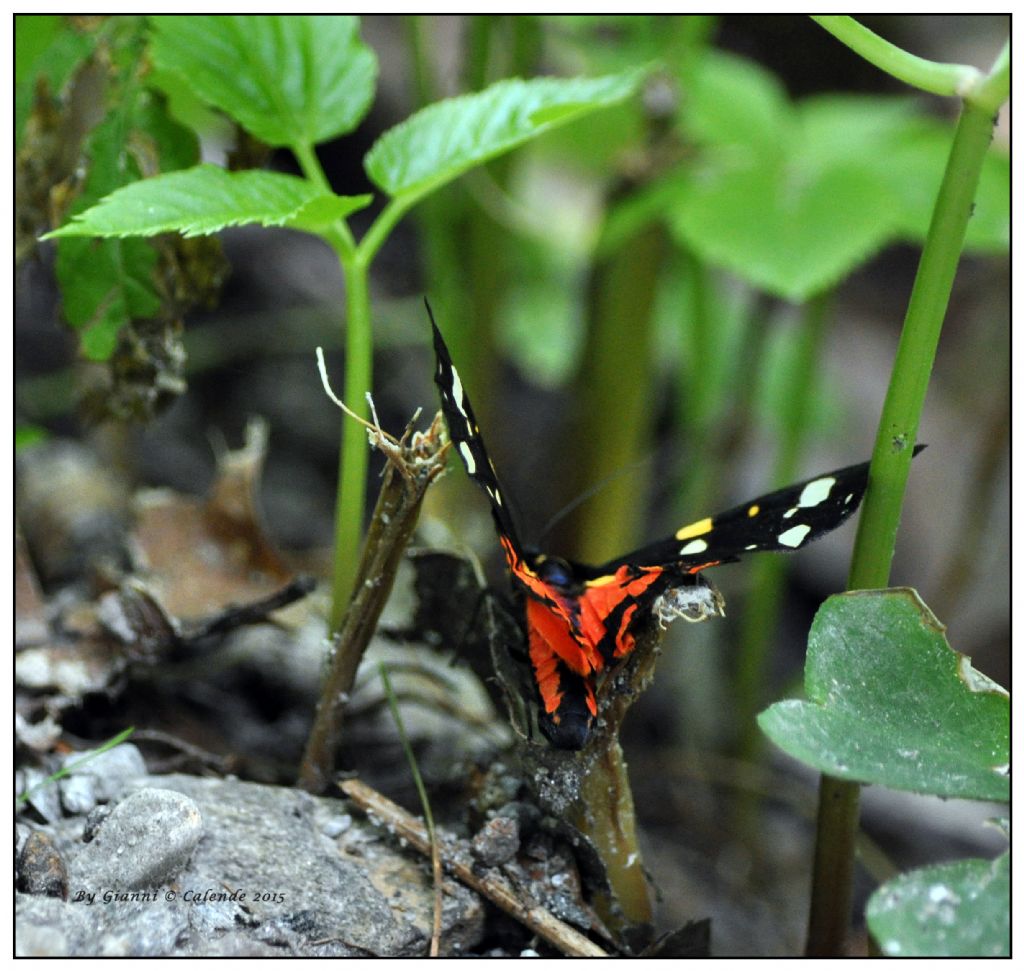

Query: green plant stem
(806, 95), (1002, 957)
(405, 15), (437, 107)
(563, 220), (668, 562)
(290, 135), (367, 629)
(291, 140), (356, 256)
(811, 16), (981, 96)
(681, 247), (715, 435)
(971, 41), (1009, 113)
(328, 257), (372, 632)
(848, 98), (996, 592)
(806, 774), (862, 956)
(357, 197), (414, 267)
(325, 190), (451, 628)
(570, 737), (652, 938)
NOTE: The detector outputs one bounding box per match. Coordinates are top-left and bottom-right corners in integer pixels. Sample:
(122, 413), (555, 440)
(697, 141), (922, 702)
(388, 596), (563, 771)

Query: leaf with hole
(758, 589), (1008, 802)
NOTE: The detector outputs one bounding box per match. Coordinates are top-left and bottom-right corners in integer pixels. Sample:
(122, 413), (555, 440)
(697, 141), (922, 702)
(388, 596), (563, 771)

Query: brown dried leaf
(132, 419), (293, 620)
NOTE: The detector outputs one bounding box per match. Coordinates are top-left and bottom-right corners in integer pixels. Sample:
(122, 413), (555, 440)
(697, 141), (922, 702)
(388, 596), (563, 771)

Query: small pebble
(17, 831), (69, 900)
(470, 815), (520, 868)
(59, 744), (148, 815)
(73, 788), (202, 890)
(321, 814), (353, 839)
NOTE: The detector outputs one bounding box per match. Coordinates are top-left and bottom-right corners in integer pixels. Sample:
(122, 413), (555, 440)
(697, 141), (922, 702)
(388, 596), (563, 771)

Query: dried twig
(185, 575), (317, 642)
(340, 777), (608, 958)
(298, 352), (450, 793)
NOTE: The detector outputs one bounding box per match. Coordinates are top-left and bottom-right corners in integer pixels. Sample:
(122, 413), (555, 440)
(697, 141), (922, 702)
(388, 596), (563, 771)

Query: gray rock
(60, 743), (149, 815)
(18, 767), (63, 824)
(471, 814), (520, 867)
(16, 895), (92, 956)
(71, 788), (203, 890)
(17, 773), (485, 956)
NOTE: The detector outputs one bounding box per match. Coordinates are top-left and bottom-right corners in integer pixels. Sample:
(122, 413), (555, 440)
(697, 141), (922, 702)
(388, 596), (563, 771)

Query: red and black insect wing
(595, 456), (922, 577)
(430, 301), (922, 752)
(430, 309), (523, 553)
(431, 308), (599, 746)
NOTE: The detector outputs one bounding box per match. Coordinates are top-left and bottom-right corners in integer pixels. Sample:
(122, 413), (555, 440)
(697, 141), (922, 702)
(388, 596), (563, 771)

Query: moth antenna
(536, 457), (650, 544)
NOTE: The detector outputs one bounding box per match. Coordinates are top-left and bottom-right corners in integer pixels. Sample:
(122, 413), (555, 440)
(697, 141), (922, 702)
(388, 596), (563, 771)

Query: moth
(430, 308), (916, 749)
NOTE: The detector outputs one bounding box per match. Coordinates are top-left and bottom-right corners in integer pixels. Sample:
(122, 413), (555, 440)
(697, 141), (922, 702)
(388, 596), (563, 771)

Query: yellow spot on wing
(747, 504), (760, 517)
(675, 516), (713, 541)
(586, 574), (617, 587)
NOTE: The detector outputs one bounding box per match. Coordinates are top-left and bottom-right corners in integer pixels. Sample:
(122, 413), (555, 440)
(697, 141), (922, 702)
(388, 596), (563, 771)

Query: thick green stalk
(288, 138), (367, 630)
(674, 249), (715, 510)
(848, 98), (997, 590)
(806, 95), (1003, 956)
(328, 258), (373, 632)
(405, 15), (436, 108)
(563, 221), (668, 563)
(806, 774), (862, 956)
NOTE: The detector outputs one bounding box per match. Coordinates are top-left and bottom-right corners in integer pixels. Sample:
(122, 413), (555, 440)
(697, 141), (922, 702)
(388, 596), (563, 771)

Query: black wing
(429, 302), (525, 554)
(593, 448), (924, 576)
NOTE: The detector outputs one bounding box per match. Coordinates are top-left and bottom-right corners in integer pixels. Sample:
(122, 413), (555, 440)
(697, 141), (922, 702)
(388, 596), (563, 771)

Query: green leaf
(866, 852), (1009, 957)
(58, 235), (160, 360)
(54, 114), (161, 360)
(670, 158), (904, 302)
(671, 54), (999, 300)
(499, 239), (584, 387)
(365, 69), (646, 201)
(15, 15), (95, 146)
(544, 13), (712, 76)
(681, 50), (791, 160)
(132, 94), (201, 175)
(794, 94), (918, 175)
(149, 15), (377, 148)
(45, 165), (371, 239)
(15, 14), (61, 82)
(758, 589), (1009, 802)
(877, 118), (1009, 253)
(51, 91), (199, 361)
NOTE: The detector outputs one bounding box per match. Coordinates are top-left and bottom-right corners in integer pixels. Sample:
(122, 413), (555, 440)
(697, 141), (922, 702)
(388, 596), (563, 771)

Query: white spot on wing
(783, 507), (797, 519)
(778, 524), (812, 548)
(459, 441), (476, 474)
(745, 544), (758, 551)
(798, 476), (836, 508)
(449, 365), (468, 419)
(680, 539), (708, 556)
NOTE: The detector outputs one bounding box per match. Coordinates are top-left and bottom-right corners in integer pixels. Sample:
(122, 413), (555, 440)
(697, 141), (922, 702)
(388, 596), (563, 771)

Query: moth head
(529, 553), (578, 590)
